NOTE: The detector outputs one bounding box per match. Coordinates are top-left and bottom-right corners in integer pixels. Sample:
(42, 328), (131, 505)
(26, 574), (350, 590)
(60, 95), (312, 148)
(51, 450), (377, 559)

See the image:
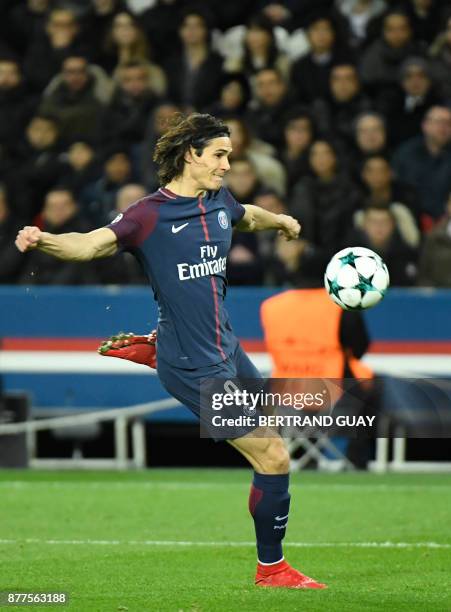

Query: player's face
(188, 136), (232, 191)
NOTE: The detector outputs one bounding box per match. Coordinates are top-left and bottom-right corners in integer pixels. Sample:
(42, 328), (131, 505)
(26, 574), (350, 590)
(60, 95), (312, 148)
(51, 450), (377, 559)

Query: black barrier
(0, 392), (30, 467)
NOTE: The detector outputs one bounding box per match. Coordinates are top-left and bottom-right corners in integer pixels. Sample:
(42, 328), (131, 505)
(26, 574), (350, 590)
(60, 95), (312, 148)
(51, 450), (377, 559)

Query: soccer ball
(324, 247), (389, 310)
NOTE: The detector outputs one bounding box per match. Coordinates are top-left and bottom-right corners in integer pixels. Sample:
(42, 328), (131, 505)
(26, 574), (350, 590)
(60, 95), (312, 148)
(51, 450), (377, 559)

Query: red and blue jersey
(107, 186), (246, 368)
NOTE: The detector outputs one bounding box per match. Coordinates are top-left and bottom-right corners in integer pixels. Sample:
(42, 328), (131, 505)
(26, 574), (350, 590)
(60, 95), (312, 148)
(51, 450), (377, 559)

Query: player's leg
(230, 345), (326, 589)
(228, 430), (290, 561)
(229, 430), (326, 589)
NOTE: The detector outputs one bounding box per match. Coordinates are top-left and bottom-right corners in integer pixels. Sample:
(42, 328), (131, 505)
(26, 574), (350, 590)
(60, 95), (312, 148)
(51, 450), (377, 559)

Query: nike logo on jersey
(275, 514), (289, 521)
(172, 223), (189, 233)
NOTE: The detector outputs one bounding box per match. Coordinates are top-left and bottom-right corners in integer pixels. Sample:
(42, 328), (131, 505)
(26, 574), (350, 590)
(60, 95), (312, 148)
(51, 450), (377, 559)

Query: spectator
(417, 192), (451, 287)
(224, 157), (264, 285)
(399, 0), (442, 45)
(333, 0), (387, 51)
(18, 187), (99, 285)
(59, 141), (100, 195)
(94, 182), (148, 284)
(225, 14), (291, 81)
(378, 57), (443, 147)
(246, 67), (294, 150)
(164, 9), (225, 111)
(81, 147), (134, 225)
(206, 72), (251, 118)
(24, 9), (86, 93)
(290, 14), (350, 104)
(101, 11), (149, 70)
(350, 111), (391, 175)
(359, 10), (426, 94)
(103, 11), (167, 96)
(39, 55), (110, 144)
(224, 116), (287, 196)
(277, 107), (316, 195)
(312, 63), (372, 147)
(345, 205), (418, 286)
(359, 154), (421, 244)
(11, 114), (64, 218)
(140, 0), (184, 64)
(260, 2), (295, 29)
(286, 139), (361, 285)
(429, 12), (451, 102)
(102, 60), (161, 148)
(0, 185), (25, 283)
(115, 182), (146, 213)
(198, 0), (257, 31)
(139, 102), (180, 191)
(83, 0), (126, 63)
(7, 0), (51, 56)
(0, 56), (38, 153)
(392, 105), (451, 222)
(253, 189), (291, 285)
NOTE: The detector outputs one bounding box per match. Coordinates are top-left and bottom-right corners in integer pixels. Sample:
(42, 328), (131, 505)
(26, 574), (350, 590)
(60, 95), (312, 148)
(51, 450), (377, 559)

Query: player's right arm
(15, 226), (118, 261)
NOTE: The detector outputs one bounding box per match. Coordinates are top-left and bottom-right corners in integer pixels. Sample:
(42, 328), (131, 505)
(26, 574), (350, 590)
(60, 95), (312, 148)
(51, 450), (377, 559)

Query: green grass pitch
(1, 469), (451, 611)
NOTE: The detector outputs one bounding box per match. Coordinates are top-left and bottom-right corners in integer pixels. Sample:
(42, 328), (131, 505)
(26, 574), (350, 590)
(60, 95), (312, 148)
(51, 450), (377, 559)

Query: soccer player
(15, 113), (326, 589)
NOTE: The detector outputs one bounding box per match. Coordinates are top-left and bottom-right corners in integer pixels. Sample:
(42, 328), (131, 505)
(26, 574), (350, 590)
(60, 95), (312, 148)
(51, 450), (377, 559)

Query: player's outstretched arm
(236, 204), (300, 240)
(15, 227), (118, 261)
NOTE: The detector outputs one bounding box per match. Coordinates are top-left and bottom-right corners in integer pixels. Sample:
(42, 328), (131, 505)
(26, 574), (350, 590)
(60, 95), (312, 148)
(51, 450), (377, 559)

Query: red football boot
(255, 559), (327, 589)
(97, 331), (157, 368)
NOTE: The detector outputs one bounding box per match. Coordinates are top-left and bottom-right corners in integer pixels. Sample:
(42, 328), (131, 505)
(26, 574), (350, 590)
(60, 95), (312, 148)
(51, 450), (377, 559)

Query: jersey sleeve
(106, 199), (158, 248)
(222, 187), (246, 226)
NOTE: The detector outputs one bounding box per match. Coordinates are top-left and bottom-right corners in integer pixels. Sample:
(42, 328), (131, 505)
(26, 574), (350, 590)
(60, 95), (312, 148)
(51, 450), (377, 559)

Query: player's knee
(258, 438), (290, 474)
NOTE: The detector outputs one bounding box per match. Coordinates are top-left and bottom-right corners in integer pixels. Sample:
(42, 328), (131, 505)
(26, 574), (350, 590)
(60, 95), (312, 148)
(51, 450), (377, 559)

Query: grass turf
(1, 469), (451, 611)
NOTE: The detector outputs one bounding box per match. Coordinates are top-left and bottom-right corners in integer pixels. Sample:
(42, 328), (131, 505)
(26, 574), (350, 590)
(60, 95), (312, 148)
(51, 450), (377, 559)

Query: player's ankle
(257, 558), (287, 575)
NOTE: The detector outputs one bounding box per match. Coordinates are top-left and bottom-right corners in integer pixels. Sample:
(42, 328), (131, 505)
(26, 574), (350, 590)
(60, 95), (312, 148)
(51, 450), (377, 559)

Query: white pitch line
(0, 538), (449, 549)
(0, 481), (450, 492)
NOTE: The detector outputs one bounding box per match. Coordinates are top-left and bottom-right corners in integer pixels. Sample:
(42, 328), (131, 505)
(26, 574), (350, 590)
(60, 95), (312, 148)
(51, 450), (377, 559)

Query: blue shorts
(157, 342), (262, 440)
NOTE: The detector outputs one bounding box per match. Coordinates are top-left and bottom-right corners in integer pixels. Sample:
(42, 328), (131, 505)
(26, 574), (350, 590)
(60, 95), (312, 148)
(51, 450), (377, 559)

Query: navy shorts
(157, 342), (262, 440)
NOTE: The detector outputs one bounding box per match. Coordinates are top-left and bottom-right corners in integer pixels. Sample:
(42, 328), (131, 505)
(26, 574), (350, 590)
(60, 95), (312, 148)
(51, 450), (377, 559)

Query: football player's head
(153, 113), (232, 191)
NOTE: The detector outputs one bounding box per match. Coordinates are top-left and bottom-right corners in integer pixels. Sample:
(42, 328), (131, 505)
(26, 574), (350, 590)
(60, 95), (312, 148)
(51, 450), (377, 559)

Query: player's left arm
(235, 204), (300, 240)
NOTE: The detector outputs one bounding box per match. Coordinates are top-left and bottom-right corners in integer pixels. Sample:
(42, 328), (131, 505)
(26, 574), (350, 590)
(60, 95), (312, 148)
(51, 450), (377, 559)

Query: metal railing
(0, 398), (180, 470)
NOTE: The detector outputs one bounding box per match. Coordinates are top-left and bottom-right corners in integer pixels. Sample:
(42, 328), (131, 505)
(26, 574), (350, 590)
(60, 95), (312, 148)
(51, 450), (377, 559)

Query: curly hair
(153, 113), (230, 185)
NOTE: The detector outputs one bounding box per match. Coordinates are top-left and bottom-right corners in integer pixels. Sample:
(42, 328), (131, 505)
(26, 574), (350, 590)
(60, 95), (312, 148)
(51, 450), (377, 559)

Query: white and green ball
(324, 247), (390, 310)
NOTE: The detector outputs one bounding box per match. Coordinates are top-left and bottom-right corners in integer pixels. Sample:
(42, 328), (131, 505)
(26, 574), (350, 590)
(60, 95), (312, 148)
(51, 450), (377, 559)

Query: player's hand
(98, 331), (157, 369)
(277, 215), (301, 241)
(15, 226), (43, 252)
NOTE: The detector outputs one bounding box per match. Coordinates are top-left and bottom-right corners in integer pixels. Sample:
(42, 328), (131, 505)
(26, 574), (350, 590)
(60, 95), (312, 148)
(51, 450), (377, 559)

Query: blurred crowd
(1, 0), (451, 288)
